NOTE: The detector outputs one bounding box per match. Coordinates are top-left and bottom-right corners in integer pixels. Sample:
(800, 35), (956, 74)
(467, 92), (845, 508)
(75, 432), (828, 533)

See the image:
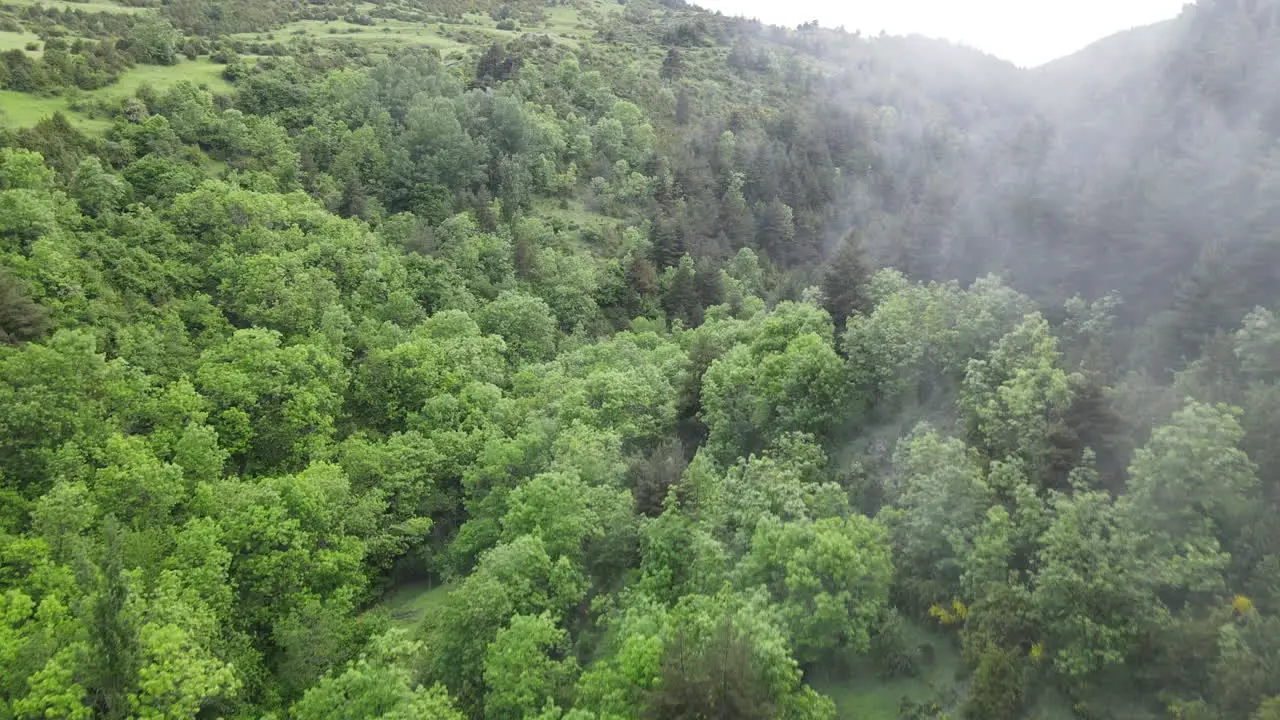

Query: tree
(886, 429), (991, 608)
(738, 515), (893, 663)
(125, 17), (181, 65)
(0, 270), (48, 344)
(1118, 401), (1258, 596)
(621, 592), (834, 720)
(702, 326), (848, 463)
(662, 255), (701, 328)
(660, 48), (684, 80)
(429, 536), (587, 711)
(499, 470), (633, 570)
(483, 613), (578, 719)
(820, 230), (871, 328)
(960, 313), (1072, 467)
(476, 290), (558, 365)
(1031, 483), (1162, 678)
(70, 157), (128, 217)
(475, 42), (522, 88)
(648, 617), (776, 720)
(290, 631), (464, 720)
(195, 329), (347, 474)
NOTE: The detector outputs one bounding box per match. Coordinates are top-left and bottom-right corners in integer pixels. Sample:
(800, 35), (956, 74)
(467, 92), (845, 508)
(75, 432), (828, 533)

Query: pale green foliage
(844, 271), (1034, 411)
(11, 644), (91, 720)
(71, 157), (129, 217)
(190, 462), (368, 633)
(429, 536), (588, 706)
(433, 213), (514, 299)
(129, 620), (239, 719)
(1236, 306), (1280, 382)
(1031, 485), (1160, 677)
(638, 508), (730, 605)
(702, 304), (848, 461)
(352, 310), (507, 433)
(484, 613), (579, 719)
(520, 331), (685, 447)
(477, 290), (559, 364)
(1119, 401), (1258, 592)
(195, 328), (347, 473)
(0, 148), (55, 191)
(960, 313), (1072, 463)
(887, 428), (991, 603)
(738, 515), (893, 662)
(575, 591), (833, 720)
(500, 470), (634, 565)
(700, 434), (846, 552)
(290, 631), (464, 720)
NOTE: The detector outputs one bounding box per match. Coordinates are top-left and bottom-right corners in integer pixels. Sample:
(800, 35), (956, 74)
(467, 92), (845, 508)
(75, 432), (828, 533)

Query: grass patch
(240, 18), (469, 52)
(0, 58), (231, 133)
(0, 89), (110, 132)
(89, 58), (232, 98)
(809, 624), (963, 720)
(0, 29), (42, 52)
(2, 0), (146, 13)
(379, 580), (454, 629)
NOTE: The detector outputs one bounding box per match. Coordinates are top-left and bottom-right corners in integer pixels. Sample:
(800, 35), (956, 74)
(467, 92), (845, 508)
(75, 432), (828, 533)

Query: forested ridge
(2, 0), (1280, 718)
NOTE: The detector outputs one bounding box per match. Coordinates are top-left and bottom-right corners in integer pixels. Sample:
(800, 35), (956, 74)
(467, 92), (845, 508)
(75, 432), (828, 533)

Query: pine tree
(821, 230), (872, 328)
(0, 270), (47, 345)
(661, 48), (684, 80)
(663, 256), (701, 327)
(650, 215), (686, 269)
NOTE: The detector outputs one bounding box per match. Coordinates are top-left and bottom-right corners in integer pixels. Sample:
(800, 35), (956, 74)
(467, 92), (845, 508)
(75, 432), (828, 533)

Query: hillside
(2, 1), (1280, 720)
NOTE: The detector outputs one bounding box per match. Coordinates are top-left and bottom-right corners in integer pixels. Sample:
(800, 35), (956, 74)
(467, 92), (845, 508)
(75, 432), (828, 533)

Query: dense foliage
(2, 0), (1280, 719)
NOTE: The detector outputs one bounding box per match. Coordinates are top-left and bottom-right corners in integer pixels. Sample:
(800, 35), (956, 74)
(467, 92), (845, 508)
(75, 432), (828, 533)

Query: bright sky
(694, 0), (1190, 67)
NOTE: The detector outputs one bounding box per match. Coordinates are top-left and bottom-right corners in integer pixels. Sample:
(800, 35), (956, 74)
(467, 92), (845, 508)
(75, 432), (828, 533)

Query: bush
(24, 42), (39, 51)
(963, 646), (1026, 720)
(870, 610), (921, 680)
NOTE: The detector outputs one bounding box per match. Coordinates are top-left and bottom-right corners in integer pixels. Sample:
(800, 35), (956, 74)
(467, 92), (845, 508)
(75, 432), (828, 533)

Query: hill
(2, 2), (1280, 720)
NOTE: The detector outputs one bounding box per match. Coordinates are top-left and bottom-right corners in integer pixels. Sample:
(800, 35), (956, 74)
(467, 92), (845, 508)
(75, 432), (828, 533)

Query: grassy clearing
(0, 29), (42, 52)
(0, 58), (231, 132)
(2, 0), (146, 13)
(810, 625), (963, 720)
(0, 89), (110, 131)
(379, 580), (454, 629)
(244, 18), (470, 52)
(90, 58), (232, 98)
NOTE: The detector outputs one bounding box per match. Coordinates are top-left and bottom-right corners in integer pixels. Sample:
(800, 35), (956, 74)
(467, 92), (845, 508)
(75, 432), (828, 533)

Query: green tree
(195, 329), (347, 474)
(428, 536), (587, 711)
(885, 429), (991, 608)
(1031, 483), (1161, 678)
(483, 613), (579, 719)
(0, 270), (48, 344)
(738, 515), (893, 663)
(820, 230), (871, 328)
(476, 290), (558, 365)
(1119, 401), (1258, 595)
(290, 631), (464, 720)
(960, 313), (1072, 467)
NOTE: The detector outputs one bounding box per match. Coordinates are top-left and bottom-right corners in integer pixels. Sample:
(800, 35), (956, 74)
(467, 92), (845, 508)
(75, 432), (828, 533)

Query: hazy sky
(694, 0), (1190, 67)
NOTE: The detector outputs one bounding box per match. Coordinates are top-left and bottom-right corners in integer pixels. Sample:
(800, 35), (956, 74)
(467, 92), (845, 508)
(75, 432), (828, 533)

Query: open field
(0, 89), (110, 131)
(92, 58), (232, 97)
(0, 29), (42, 52)
(2, 0), (146, 13)
(256, 18), (471, 52)
(0, 57), (232, 132)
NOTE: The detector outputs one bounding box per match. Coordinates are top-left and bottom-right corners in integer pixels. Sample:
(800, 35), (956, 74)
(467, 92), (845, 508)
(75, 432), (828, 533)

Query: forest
(2, 0), (1280, 718)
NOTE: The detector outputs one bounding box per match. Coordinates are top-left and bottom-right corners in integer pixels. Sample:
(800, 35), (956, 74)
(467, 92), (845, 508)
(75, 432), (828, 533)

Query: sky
(693, 0), (1190, 67)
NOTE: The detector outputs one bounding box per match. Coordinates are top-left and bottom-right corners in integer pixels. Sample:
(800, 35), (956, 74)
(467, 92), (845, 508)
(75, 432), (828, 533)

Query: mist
(695, 0), (1189, 66)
